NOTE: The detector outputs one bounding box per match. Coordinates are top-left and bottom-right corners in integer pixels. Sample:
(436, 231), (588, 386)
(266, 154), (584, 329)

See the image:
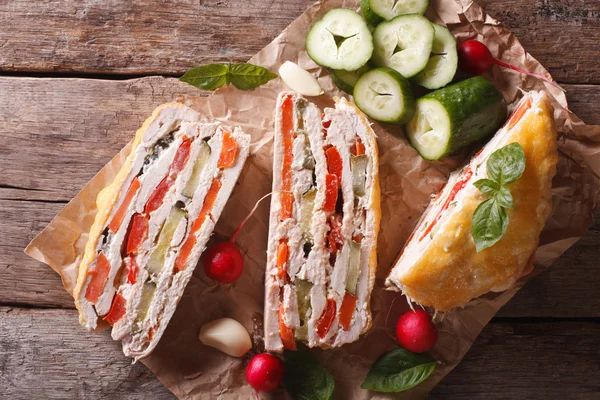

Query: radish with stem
(458, 40), (564, 91)
(202, 192), (272, 284)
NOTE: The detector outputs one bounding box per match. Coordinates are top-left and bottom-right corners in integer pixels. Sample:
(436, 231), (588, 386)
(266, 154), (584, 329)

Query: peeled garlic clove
(199, 318), (252, 357)
(279, 61), (324, 97)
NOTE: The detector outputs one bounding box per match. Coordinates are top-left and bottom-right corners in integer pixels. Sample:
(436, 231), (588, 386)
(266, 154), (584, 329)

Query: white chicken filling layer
(265, 94), (378, 351)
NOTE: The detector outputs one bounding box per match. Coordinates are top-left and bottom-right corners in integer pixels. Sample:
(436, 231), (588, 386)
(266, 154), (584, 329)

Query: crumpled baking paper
(25, 0), (600, 398)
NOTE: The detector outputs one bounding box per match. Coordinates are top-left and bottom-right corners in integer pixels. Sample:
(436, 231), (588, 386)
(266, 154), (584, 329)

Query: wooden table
(0, 0), (598, 398)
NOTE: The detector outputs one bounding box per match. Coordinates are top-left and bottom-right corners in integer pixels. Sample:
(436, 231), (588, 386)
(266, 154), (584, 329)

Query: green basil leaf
(229, 63), (278, 90)
(495, 185), (513, 209)
(487, 142), (526, 185)
(179, 64), (230, 91)
(473, 178), (500, 197)
(472, 197), (509, 252)
(283, 348), (334, 400)
(361, 348), (436, 393)
(180, 63), (277, 91)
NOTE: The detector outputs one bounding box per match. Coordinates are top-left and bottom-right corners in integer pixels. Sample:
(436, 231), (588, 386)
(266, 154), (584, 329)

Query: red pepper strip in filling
(280, 192), (294, 222)
(126, 213), (149, 256)
(339, 292), (357, 331)
(325, 146), (343, 186)
(355, 138), (366, 156)
(84, 252), (112, 303)
(103, 293), (127, 325)
(170, 137), (192, 175)
(504, 97), (532, 130)
(316, 298), (337, 339)
(127, 257), (138, 284)
(279, 304), (297, 350)
(145, 138), (192, 214)
(352, 233), (364, 243)
(322, 119), (331, 139)
(280, 95), (295, 221)
(144, 176), (170, 215)
(217, 131), (238, 169)
(276, 240), (289, 280)
(323, 174), (338, 213)
(174, 178), (222, 272)
(420, 165), (473, 241)
(108, 177), (141, 233)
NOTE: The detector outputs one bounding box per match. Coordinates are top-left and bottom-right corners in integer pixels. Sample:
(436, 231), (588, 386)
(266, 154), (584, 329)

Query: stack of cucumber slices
(305, 2), (507, 161)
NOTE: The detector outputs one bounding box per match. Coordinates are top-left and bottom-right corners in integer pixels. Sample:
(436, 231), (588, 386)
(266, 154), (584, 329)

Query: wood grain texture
(0, 307), (598, 399)
(0, 0), (598, 84)
(0, 307), (174, 400)
(478, 0), (600, 84)
(431, 321), (600, 399)
(0, 76), (598, 316)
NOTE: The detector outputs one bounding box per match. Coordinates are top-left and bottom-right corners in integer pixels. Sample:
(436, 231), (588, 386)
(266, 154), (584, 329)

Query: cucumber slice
(182, 141), (211, 198)
(294, 279), (313, 341)
(306, 9), (373, 71)
(353, 67), (415, 124)
(146, 207), (187, 277)
(135, 282), (156, 323)
(371, 14), (435, 78)
(329, 65), (369, 94)
(406, 76), (507, 160)
(300, 189), (316, 240)
(345, 241), (361, 296)
(413, 24), (458, 89)
(351, 155), (368, 196)
(362, 0), (429, 26)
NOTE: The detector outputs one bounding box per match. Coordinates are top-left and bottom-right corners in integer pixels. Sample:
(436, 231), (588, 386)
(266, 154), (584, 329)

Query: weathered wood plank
(0, 76), (201, 200)
(0, 0), (598, 84)
(0, 307), (174, 400)
(0, 199), (75, 309)
(431, 321), (600, 399)
(478, 0), (600, 85)
(1, 307), (598, 399)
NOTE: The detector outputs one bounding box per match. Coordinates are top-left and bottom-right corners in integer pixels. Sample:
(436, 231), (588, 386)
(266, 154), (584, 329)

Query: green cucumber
(306, 9), (373, 71)
(299, 189), (316, 241)
(146, 207), (187, 277)
(406, 76), (507, 160)
(371, 14), (434, 78)
(135, 282), (156, 323)
(329, 66), (369, 94)
(362, 0), (429, 26)
(294, 279), (313, 341)
(353, 67), (415, 124)
(182, 141), (211, 198)
(351, 155), (368, 196)
(345, 241), (361, 295)
(413, 24), (458, 89)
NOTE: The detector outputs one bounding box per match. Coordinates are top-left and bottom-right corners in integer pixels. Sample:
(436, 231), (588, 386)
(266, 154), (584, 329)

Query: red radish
(203, 241), (244, 283)
(202, 192), (271, 284)
(396, 309), (438, 353)
(246, 353), (284, 392)
(458, 40), (563, 90)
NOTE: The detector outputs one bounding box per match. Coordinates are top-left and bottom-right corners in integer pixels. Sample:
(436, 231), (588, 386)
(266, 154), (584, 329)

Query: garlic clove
(199, 318), (252, 357)
(279, 61), (324, 97)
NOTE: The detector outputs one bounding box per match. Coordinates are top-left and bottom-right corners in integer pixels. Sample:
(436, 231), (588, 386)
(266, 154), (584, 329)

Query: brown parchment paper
(25, 0), (600, 398)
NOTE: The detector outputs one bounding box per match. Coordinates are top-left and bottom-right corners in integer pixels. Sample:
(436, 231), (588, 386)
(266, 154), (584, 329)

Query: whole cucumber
(406, 76), (507, 160)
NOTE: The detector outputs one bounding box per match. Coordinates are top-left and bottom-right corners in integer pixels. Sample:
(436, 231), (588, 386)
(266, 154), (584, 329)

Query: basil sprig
(471, 142), (526, 252)
(283, 348), (335, 400)
(361, 348), (436, 393)
(180, 63), (277, 91)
